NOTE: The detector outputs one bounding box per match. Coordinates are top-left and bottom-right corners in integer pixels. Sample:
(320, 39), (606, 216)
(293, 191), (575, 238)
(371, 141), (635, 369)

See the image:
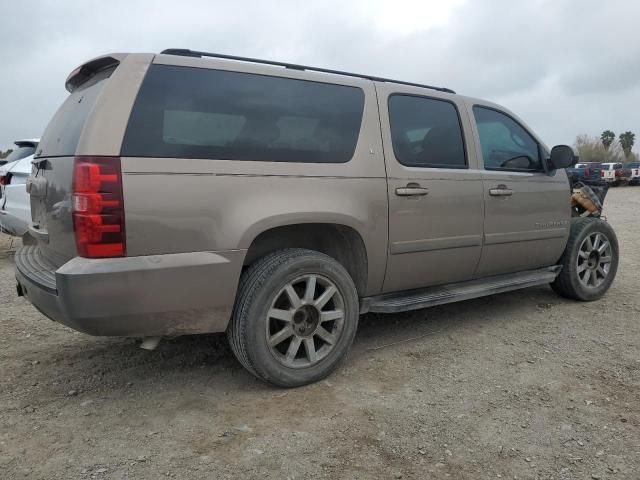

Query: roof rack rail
(160, 48), (456, 94)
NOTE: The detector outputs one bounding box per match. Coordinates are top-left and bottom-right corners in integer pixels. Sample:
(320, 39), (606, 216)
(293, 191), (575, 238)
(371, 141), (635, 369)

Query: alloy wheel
(576, 232), (613, 288)
(265, 274), (345, 369)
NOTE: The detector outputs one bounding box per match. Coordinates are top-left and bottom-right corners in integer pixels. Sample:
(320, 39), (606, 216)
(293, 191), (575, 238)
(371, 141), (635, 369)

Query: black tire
(551, 218), (619, 301)
(227, 248), (359, 387)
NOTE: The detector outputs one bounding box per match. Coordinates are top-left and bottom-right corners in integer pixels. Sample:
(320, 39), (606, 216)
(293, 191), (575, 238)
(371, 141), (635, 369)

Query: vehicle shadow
(14, 283), (567, 399)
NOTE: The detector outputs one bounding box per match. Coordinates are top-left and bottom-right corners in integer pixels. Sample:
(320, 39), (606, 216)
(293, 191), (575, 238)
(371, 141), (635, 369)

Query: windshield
(3, 145), (36, 163)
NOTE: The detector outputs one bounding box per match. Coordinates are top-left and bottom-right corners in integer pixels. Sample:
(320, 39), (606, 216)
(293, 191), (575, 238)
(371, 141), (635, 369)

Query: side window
(388, 95), (466, 168)
(473, 106), (542, 171)
(122, 65), (365, 163)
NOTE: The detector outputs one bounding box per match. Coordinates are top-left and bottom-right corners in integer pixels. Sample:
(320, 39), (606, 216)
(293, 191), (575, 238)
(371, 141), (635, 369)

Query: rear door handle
(395, 184), (429, 197)
(489, 185), (513, 197)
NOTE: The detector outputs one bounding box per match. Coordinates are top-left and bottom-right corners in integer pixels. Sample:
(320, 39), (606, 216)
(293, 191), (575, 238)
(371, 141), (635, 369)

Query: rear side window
(473, 106), (542, 172)
(122, 65), (365, 163)
(37, 68), (114, 158)
(388, 95), (466, 168)
(3, 145), (36, 163)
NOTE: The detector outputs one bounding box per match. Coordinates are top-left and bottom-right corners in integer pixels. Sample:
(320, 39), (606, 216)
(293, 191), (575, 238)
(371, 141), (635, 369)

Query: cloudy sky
(1, 0), (638, 152)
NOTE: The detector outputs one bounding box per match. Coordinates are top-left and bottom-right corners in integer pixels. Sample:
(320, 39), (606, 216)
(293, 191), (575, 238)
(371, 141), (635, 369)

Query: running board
(361, 266), (561, 314)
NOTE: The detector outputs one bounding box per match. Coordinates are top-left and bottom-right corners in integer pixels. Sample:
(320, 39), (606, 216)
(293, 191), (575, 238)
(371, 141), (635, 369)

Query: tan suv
(16, 49), (619, 387)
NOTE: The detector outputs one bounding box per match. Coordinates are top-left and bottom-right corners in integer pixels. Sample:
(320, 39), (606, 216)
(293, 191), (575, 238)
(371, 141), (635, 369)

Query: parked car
(15, 50), (619, 387)
(0, 139), (37, 167)
(600, 162), (631, 186)
(0, 139), (39, 236)
(566, 162), (603, 183)
(627, 162), (640, 185)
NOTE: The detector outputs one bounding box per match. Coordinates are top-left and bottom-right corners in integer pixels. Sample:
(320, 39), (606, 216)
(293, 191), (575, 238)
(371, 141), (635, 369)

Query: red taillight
(0, 174), (9, 186)
(72, 156), (126, 258)
(600, 171), (605, 177)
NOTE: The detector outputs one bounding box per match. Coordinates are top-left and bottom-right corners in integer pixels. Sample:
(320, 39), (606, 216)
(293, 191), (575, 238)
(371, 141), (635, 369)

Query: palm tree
(619, 131), (636, 159)
(601, 130), (615, 150)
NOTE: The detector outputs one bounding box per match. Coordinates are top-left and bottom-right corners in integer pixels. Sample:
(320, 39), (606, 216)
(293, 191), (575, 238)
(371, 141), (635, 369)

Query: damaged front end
(570, 180), (609, 218)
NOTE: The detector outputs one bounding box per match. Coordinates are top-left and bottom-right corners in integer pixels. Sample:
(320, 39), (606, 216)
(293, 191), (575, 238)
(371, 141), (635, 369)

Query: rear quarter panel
(120, 63), (388, 295)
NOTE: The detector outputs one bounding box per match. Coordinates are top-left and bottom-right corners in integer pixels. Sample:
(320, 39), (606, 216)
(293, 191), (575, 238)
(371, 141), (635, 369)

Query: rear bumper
(15, 246), (245, 336)
(604, 176), (629, 183)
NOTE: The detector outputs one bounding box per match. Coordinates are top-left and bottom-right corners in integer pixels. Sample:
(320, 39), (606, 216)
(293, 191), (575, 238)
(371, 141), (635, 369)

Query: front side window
(122, 65), (365, 163)
(388, 95), (466, 168)
(473, 106), (542, 171)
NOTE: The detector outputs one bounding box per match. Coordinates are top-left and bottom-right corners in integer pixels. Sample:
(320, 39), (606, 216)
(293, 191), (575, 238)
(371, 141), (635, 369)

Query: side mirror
(549, 145), (577, 170)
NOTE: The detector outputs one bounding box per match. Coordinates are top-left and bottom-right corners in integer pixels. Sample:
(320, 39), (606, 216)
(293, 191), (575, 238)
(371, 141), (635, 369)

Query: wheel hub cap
(577, 232), (612, 288)
(292, 305), (320, 336)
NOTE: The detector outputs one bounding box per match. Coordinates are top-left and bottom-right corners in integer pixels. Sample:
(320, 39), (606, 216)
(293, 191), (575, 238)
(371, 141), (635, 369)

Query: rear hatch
(601, 165), (615, 180)
(30, 57), (121, 267)
(583, 163), (602, 178)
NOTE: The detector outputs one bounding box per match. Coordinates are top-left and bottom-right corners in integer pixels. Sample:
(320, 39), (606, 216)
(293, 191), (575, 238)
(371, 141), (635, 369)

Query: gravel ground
(1, 187), (639, 480)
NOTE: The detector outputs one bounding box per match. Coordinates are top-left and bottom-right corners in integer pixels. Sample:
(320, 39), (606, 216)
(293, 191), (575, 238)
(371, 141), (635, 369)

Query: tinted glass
(37, 68), (114, 158)
(122, 65), (365, 163)
(388, 95), (466, 168)
(4, 145), (36, 163)
(473, 106), (541, 171)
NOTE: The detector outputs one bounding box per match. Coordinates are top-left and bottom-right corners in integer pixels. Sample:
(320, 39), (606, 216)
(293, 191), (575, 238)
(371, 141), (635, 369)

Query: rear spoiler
(65, 53), (127, 92)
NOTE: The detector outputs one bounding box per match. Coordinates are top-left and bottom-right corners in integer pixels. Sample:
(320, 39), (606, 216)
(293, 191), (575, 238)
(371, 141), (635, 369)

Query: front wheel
(551, 218), (619, 301)
(227, 249), (359, 387)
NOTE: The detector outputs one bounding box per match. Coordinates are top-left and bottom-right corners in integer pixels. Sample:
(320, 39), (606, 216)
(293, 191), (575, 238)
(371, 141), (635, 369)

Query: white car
(0, 139), (39, 236)
(628, 162), (640, 185)
(600, 162), (629, 186)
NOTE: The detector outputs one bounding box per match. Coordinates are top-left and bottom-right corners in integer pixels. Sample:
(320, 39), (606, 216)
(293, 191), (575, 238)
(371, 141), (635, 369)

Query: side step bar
(361, 266), (561, 314)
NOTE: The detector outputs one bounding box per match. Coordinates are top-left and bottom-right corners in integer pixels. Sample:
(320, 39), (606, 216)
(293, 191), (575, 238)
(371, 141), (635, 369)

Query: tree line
(575, 130), (637, 164)
(0, 148), (13, 159)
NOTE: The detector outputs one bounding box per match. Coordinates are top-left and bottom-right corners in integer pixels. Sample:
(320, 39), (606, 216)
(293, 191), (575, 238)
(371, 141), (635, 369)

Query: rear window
(3, 145), (36, 163)
(121, 65), (365, 163)
(37, 68), (114, 158)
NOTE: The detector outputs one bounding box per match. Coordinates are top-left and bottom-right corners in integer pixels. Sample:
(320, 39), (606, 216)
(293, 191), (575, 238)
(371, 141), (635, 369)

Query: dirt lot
(1, 188), (639, 480)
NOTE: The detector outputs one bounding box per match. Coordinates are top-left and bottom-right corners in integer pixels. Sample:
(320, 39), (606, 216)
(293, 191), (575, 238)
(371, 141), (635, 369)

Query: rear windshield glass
(121, 65), (365, 163)
(37, 68), (114, 158)
(3, 145), (36, 163)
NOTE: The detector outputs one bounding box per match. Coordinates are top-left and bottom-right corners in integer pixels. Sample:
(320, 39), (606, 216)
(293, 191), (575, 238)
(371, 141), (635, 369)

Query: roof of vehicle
(68, 51), (501, 108)
(154, 51), (534, 130)
(160, 48), (456, 94)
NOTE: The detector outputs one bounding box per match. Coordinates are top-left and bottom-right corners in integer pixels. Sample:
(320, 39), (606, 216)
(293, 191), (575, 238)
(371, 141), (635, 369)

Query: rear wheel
(551, 218), (618, 301)
(228, 248), (359, 387)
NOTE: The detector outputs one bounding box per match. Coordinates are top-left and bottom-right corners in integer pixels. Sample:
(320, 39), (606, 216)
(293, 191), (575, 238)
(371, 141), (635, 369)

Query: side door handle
(489, 184), (513, 197)
(395, 183), (429, 197)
